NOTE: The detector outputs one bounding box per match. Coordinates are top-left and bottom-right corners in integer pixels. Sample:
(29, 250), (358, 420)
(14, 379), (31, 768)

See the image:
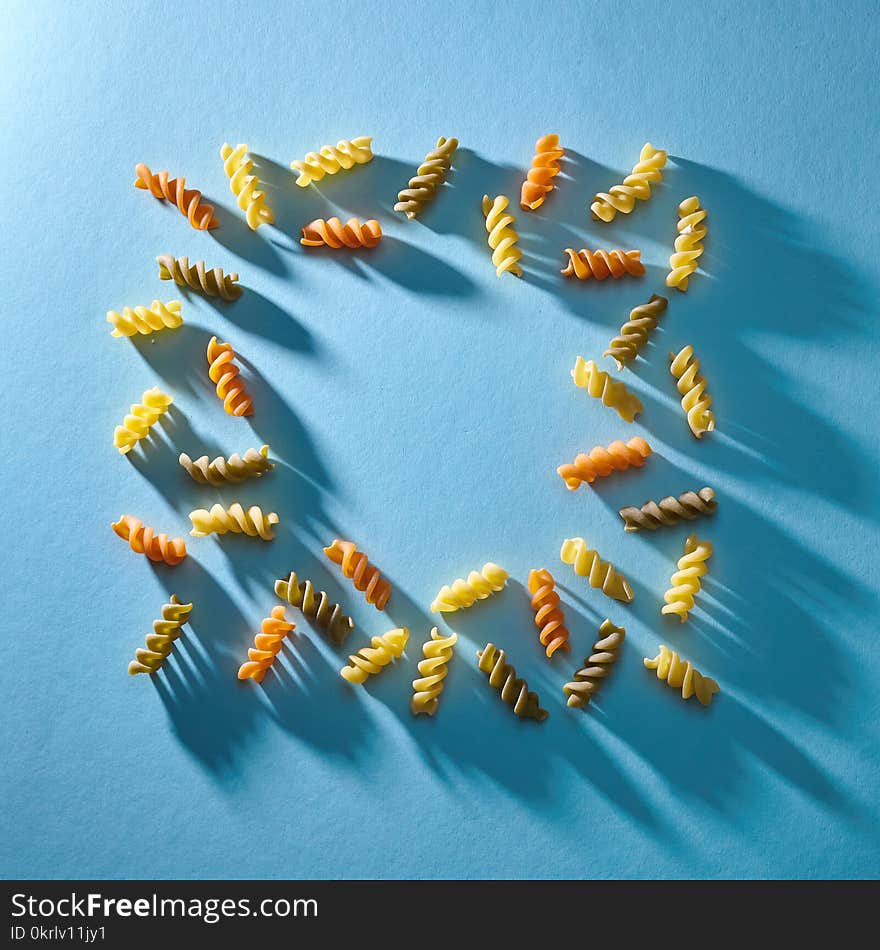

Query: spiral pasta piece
(527, 568), (570, 658)
(133, 163), (218, 230)
(590, 142), (667, 222)
(220, 143), (275, 230)
(603, 294), (668, 370)
(341, 628), (409, 685)
(619, 487), (717, 532)
(411, 627), (458, 716)
(520, 134), (564, 211)
(112, 515), (187, 566)
(644, 645), (719, 706)
(290, 136), (373, 187)
(128, 595), (193, 675)
(571, 357), (643, 422)
(323, 539), (390, 610)
(430, 562), (508, 613)
(557, 437), (652, 490)
(394, 136), (458, 218)
(188, 503), (278, 540)
(113, 386), (172, 454)
(206, 336), (253, 417)
(560, 538), (633, 603)
(157, 254), (242, 301)
(476, 643), (548, 722)
(662, 533), (713, 622)
(669, 345), (715, 438)
(481, 194), (523, 278)
(561, 248), (645, 281)
(666, 196), (707, 291)
(275, 571), (354, 645)
(563, 619), (625, 708)
(237, 606), (295, 684)
(107, 300), (182, 338)
(300, 217), (382, 249)
(179, 445), (273, 485)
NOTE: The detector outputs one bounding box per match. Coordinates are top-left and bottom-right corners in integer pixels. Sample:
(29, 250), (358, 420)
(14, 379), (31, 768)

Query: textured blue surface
(2, 0), (879, 880)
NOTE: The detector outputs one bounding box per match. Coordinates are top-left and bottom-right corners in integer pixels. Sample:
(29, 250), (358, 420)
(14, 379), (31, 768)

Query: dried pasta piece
(520, 134), (564, 211)
(662, 533), (713, 623)
(323, 539), (390, 610)
(113, 386), (172, 454)
(290, 136), (373, 187)
(341, 628), (409, 685)
(112, 515), (187, 566)
(189, 503), (278, 540)
(557, 437), (652, 490)
(560, 537), (633, 603)
(669, 345), (715, 438)
(275, 571), (354, 644)
(394, 136), (458, 218)
(300, 217), (382, 249)
(619, 487), (717, 532)
(107, 300), (182, 338)
(476, 643), (548, 722)
(527, 568), (570, 658)
(590, 143), (667, 222)
(128, 595), (193, 675)
(179, 445), (273, 485)
(220, 143), (274, 230)
(482, 194), (523, 277)
(133, 163), (217, 230)
(238, 606), (295, 683)
(561, 248), (645, 281)
(411, 627), (458, 717)
(603, 294), (668, 370)
(644, 645), (719, 706)
(206, 336), (253, 417)
(563, 619), (625, 708)
(157, 254), (241, 301)
(571, 357), (643, 422)
(430, 562), (508, 613)
(666, 196), (707, 291)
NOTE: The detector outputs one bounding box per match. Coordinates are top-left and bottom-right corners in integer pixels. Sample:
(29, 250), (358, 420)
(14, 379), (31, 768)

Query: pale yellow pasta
(591, 142), (667, 222)
(560, 537), (634, 603)
(571, 356), (642, 422)
(113, 387), (172, 454)
(341, 628), (409, 685)
(481, 194), (523, 277)
(669, 345), (715, 438)
(179, 445), (273, 485)
(644, 645), (719, 706)
(411, 627), (458, 716)
(290, 136), (373, 187)
(220, 143), (275, 230)
(431, 562), (508, 613)
(188, 503), (278, 540)
(662, 533), (713, 622)
(666, 196), (707, 291)
(107, 300), (182, 337)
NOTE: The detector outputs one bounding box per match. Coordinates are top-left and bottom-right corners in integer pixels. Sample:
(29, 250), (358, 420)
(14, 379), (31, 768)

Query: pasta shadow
(204, 285), (320, 355)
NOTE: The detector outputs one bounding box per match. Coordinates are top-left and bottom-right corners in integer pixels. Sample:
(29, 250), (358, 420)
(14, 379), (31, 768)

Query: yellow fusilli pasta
(571, 356), (643, 422)
(476, 643), (548, 721)
(563, 619), (625, 708)
(481, 194), (522, 277)
(179, 445), (273, 485)
(411, 627), (458, 716)
(603, 294), (668, 370)
(669, 344), (715, 438)
(157, 254), (242, 301)
(644, 645), (719, 706)
(128, 595), (193, 675)
(662, 533), (713, 622)
(220, 143), (275, 230)
(189, 503), (278, 540)
(666, 195), (707, 291)
(107, 300), (182, 337)
(275, 571), (354, 644)
(290, 136), (373, 187)
(341, 628), (409, 685)
(431, 562), (508, 613)
(113, 387), (172, 454)
(591, 142), (667, 222)
(560, 537), (634, 603)
(395, 136), (458, 218)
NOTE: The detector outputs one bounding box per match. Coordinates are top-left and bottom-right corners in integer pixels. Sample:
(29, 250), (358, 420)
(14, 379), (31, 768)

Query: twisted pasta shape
(669, 345), (715, 438)
(645, 645), (719, 706)
(571, 356), (643, 422)
(220, 143), (275, 230)
(590, 142), (667, 222)
(603, 294), (668, 369)
(557, 437), (652, 490)
(411, 627), (458, 716)
(563, 619), (625, 708)
(561, 248), (645, 280)
(290, 136), (373, 187)
(157, 254), (241, 301)
(128, 595), (193, 675)
(107, 300), (182, 338)
(323, 539), (390, 610)
(133, 163), (217, 230)
(275, 571), (354, 644)
(179, 445), (273, 485)
(206, 336), (253, 417)
(520, 134), (564, 211)
(113, 387), (172, 454)
(394, 136), (458, 218)
(560, 538), (633, 603)
(666, 196), (707, 291)
(237, 606), (295, 683)
(341, 628), (409, 685)
(662, 533), (713, 622)
(476, 643), (548, 721)
(620, 487), (717, 533)
(430, 562), (508, 613)
(189, 503), (278, 540)
(527, 568), (570, 658)
(300, 217), (382, 248)
(481, 194), (523, 278)
(112, 515), (187, 566)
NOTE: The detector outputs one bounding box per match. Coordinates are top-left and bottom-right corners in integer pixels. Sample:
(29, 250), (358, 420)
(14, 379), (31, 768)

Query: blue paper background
(2, 0), (879, 879)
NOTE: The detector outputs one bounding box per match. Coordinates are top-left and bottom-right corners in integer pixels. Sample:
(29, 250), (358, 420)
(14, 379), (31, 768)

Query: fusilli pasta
(662, 533), (713, 622)
(520, 134), (564, 211)
(571, 357), (643, 422)
(179, 445), (273, 485)
(411, 627), (458, 716)
(300, 217), (382, 248)
(341, 628), (409, 685)
(207, 336), (253, 417)
(669, 345), (715, 438)
(128, 595), (193, 675)
(431, 562), (508, 613)
(113, 387), (172, 454)
(619, 487), (717, 532)
(527, 568), (570, 658)
(476, 643), (548, 721)
(323, 539), (390, 610)
(603, 294), (668, 370)
(157, 254), (241, 301)
(290, 136), (373, 187)
(590, 143), (667, 222)
(220, 143), (275, 230)
(275, 571), (354, 644)
(395, 136), (458, 218)
(557, 437), (652, 490)
(666, 196), (707, 291)
(481, 194), (522, 277)
(644, 645), (719, 706)
(561, 249), (645, 281)
(133, 163), (217, 230)
(189, 503), (278, 540)
(107, 300), (182, 338)
(237, 606), (295, 683)
(112, 515), (187, 566)
(563, 619), (625, 708)
(560, 537), (634, 603)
